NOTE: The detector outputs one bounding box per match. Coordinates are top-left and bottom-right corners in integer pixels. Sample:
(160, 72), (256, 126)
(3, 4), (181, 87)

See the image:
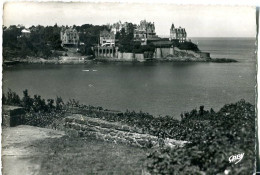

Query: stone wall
(199, 52), (210, 58)
(122, 53), (134, 61)
(118, 52), (123, 59)
(64, 114), (187, 148)
(98, 47), (209, 61)
(161, 48), (171, 57)
(154, 47), (202, 59)
(185, 50), (201, 58)
(59, 56), (86, 64)
(116, 52), (145, 62)
(135, 53), (145, 62)
(155, 48), (162, 58)
(65, 107), (123, 117)
(173, 48), (210, 59)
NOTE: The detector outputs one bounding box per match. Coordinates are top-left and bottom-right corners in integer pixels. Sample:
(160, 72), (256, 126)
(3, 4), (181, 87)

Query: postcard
(1, 1), (258, 174)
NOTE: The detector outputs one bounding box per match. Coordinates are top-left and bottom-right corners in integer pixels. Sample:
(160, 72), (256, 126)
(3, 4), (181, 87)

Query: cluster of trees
(2, 89), (66, 126)
(76, 24), (108, 47)
(3, 89), (64, 113)
(3, 24), (63, 59)
(2, 24), (109, 60)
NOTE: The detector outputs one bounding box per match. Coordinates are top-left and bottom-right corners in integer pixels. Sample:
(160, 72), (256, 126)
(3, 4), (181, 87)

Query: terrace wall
(122, 52), (134, 61)
(64, 114), (187, 148)
(135, 53), (145, 62)
(161, 48), (171, 57)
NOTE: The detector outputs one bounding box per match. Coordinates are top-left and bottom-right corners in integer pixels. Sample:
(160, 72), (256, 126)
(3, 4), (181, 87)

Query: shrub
(179, 41), (200, 52)
(145, 100), (255, 174)
(3, 89), (21, 106)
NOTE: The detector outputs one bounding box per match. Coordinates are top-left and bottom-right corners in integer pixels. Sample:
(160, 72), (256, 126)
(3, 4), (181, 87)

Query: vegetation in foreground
(2, 89), (256, 174)
(30, 136), (147, 175)
(146, 100), (255, 174)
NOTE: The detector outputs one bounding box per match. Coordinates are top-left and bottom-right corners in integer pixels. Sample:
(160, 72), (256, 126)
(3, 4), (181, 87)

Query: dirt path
(2, 125), (65, 175)
(2, 125), (148, 175)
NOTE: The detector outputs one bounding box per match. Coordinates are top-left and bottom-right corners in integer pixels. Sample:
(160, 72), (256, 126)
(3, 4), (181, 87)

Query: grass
(31, 135), (148, 175)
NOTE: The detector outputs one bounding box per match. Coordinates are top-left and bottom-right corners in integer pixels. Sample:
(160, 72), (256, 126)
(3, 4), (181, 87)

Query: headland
(3, 20), (237, 65)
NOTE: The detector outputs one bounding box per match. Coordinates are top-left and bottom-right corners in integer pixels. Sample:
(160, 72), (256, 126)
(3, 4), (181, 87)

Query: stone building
(93, 46), (116, 58)
(134, 20), (158, 45)
(169, 23), (187, 43)
(21, 29), (31, 38)
(60, 27), (79, 47)
(99, 29), (115, 47)
(134, 20), (157, 39)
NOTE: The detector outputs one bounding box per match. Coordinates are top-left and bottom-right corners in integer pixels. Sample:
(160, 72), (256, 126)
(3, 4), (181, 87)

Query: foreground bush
(3, 89), (66, 127)
(145, 100), (255, 174)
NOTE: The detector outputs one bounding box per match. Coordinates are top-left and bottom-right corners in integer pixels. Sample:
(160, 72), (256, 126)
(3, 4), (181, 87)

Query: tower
(169, 23), (187, 42)
(170, 23), (176, 40)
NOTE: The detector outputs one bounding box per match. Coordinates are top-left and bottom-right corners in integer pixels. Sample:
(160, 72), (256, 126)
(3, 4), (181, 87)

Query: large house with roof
(133, 20), (158, 45)
(99, 29), (115, 47)
(169, 23), (187, 43)
(60, 27), (79, 47)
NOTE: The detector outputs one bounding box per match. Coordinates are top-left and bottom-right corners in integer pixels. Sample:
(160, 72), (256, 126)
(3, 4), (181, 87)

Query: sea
(3, 37), (257, 119)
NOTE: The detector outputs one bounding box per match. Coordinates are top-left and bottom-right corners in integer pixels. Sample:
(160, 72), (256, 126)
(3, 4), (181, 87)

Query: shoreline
(3, 57), (237, 65)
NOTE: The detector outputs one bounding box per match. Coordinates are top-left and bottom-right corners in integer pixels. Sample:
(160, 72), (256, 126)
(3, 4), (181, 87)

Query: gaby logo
(229, 153), (244, 164)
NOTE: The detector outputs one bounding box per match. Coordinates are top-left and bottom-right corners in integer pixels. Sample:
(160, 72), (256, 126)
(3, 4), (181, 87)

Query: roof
(151, 40), (173, 46)
(100, 29), (115, 37)
(65, 28), (77, 33)
(3, 105), (24, 111)
(171, 23), (175, 29)
(21, 29), (31, 33)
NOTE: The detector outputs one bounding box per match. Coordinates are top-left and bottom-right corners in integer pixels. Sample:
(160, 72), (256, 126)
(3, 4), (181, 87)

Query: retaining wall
(161, 48), (171, 57)
(135, 53), (145, 62)
(59, 56), (86, 63)
(154, 47), (201, 59)
(186, 50), (201, 58)
(117, 52), (123, 59)
(64, 114), (187, 148)
(200, 52), (210, 58)
(122, 53), (134, 61)
(116, 52), (145, 61)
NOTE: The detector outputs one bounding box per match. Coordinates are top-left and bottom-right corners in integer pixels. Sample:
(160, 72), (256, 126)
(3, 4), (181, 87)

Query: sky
(3, 2), (257, 37)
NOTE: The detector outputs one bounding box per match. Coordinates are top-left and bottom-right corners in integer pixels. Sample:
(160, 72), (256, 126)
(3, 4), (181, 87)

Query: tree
(5, 89), (21, 106)
(2, 24), (111, 59)
(47, 99), (55, 112)
(55, 96), (64, 111)
(22, 89), (33, 111)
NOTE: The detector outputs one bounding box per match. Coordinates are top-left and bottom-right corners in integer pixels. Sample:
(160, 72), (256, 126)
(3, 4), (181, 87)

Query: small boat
(82, 70), (89, 72)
